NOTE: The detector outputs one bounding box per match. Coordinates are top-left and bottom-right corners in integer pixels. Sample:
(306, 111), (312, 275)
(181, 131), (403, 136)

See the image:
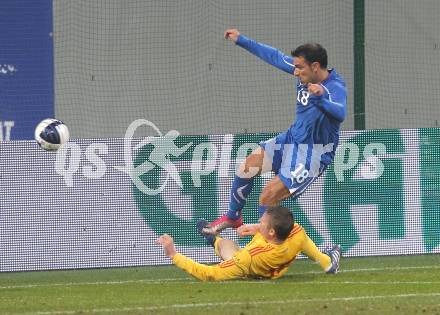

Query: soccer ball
(34, 118), (70, 151)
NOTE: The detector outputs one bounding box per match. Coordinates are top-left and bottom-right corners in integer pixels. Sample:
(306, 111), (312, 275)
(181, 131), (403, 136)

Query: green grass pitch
(1, 255), (439, 315)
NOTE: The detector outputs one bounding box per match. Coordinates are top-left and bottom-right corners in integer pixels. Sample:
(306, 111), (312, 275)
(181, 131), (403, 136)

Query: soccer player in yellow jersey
(156, 206), (341, 281)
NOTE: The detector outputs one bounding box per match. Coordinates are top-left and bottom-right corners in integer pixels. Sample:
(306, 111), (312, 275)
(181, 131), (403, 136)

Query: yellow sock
(302, 235), (332, 271)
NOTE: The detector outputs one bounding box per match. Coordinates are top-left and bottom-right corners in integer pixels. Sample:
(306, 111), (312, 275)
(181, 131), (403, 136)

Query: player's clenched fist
(307, 83), (325, 96)
(224, 29), (240, 43)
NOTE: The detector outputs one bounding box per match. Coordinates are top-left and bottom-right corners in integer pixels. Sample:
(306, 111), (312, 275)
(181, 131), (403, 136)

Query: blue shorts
(260, 132), (327, 198)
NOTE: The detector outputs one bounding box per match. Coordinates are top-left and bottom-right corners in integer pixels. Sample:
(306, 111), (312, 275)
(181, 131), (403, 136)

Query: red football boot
(202, 214), (243, 235)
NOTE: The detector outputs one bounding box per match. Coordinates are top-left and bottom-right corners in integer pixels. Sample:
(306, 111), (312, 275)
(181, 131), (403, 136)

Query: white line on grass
(338, 265), (440, 273)
(2, 279), (440, 290)
(1, 264), (439, 290)
(10, 293), (440, 315)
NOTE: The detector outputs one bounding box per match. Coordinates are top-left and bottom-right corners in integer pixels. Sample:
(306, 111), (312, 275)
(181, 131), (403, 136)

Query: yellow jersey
(172, 224), (307, 281)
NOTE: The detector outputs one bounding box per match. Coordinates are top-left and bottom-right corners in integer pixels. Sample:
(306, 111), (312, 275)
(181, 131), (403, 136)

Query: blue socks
(225, 175), (254, 220)
(224, 176), (270, 220)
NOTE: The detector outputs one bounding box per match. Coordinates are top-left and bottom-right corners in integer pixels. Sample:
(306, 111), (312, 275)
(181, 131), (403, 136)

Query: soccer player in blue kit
(203, 29), (347, 235)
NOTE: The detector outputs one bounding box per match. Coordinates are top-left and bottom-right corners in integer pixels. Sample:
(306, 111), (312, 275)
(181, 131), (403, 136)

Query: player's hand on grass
(224, 29), (240, 43)
(237, 224), (260, 237)
(155, 234), (177, 258)
(307, 83), (325, 96)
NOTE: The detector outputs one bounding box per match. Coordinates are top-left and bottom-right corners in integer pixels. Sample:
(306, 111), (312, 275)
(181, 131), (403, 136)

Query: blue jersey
(236, 35), (347, 169)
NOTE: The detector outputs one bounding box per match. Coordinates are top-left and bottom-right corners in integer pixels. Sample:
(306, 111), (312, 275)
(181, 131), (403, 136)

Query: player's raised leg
(203, 146), (269, 234)
(214, 239), (240, 261)
(257, 151), (328, 216)
(257, 175), (292, 216)
(197, 220), (240, 260)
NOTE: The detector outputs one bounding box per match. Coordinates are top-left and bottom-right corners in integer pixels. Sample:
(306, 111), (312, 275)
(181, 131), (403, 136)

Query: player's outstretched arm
(156, 234), (249, 281)
(224, 28), (294, 75)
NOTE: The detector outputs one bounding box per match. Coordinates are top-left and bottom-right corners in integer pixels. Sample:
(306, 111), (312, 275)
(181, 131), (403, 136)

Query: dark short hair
(265, 206), (295, 241)
(291, 43), (328, 68)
